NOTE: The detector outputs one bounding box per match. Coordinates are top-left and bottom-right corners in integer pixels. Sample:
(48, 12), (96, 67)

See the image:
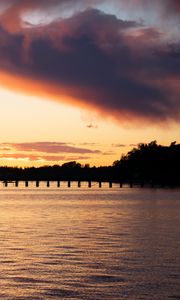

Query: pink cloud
(1, 142), (101, 154)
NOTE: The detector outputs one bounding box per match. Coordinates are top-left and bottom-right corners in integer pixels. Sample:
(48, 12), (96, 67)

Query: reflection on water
(0, 187), (179, 299)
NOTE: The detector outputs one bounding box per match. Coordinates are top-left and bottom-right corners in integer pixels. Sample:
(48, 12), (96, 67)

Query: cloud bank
(0, 0), (180, 124)
(0, 142), (101, 163)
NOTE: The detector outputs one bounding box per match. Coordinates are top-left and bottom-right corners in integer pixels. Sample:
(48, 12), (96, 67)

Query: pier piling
(78, 181), (81, 188)
(36, 181), (39, 188)
(88, 181), (91, 188)
(57, 181), (60, 188)
(25, 181), (28, 187)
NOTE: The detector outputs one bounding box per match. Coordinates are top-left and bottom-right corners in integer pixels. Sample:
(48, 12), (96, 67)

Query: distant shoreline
(0, 141), (179, 186)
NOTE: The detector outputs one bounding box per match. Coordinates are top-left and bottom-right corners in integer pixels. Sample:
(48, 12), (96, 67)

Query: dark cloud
(103, 151), (116, 155)
(0, 0), (104, 33)
(112, 144), (126, 148)
(86, 123), (98, 129)
(115, 0), (180, 16)
(166, 0), (180, 14)
(0, 4), (180, 123)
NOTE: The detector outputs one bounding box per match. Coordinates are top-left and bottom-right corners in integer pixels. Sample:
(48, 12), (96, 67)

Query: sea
(0, 182), (179, 300)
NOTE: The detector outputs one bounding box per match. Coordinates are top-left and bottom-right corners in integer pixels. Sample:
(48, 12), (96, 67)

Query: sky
(0, 0), (179, 167)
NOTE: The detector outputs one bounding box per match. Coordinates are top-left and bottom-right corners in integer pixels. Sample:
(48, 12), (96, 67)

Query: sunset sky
(0, 0), (180, 167)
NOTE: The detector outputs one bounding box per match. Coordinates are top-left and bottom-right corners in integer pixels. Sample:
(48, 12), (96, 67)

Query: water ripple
(0, 188), (179, 299)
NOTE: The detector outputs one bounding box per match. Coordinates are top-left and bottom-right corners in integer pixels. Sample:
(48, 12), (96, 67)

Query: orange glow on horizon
(0, 72), (180, 168)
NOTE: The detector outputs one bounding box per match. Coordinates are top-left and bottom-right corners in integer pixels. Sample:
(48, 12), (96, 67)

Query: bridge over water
(1, 180), (140, 188)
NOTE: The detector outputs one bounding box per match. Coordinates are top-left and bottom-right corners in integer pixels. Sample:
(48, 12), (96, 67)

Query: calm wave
(0, 186), (179, 299)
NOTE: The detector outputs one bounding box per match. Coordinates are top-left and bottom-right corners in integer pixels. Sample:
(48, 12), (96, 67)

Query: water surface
(0, 186), (179, 299)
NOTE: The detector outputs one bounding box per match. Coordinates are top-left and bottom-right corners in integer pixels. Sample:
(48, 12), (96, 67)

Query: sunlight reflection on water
(0, 187), (179, 299)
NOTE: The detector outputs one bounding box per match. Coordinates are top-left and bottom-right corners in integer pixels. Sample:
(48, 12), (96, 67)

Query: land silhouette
(0, 141), (180, 186)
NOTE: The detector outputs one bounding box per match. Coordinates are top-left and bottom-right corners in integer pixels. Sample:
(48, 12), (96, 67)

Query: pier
(1, 180), (157, 188)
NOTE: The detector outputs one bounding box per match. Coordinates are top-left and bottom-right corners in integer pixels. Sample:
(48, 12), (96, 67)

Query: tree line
(0, 141), (180, 186)
(113, 141), (180, 186)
